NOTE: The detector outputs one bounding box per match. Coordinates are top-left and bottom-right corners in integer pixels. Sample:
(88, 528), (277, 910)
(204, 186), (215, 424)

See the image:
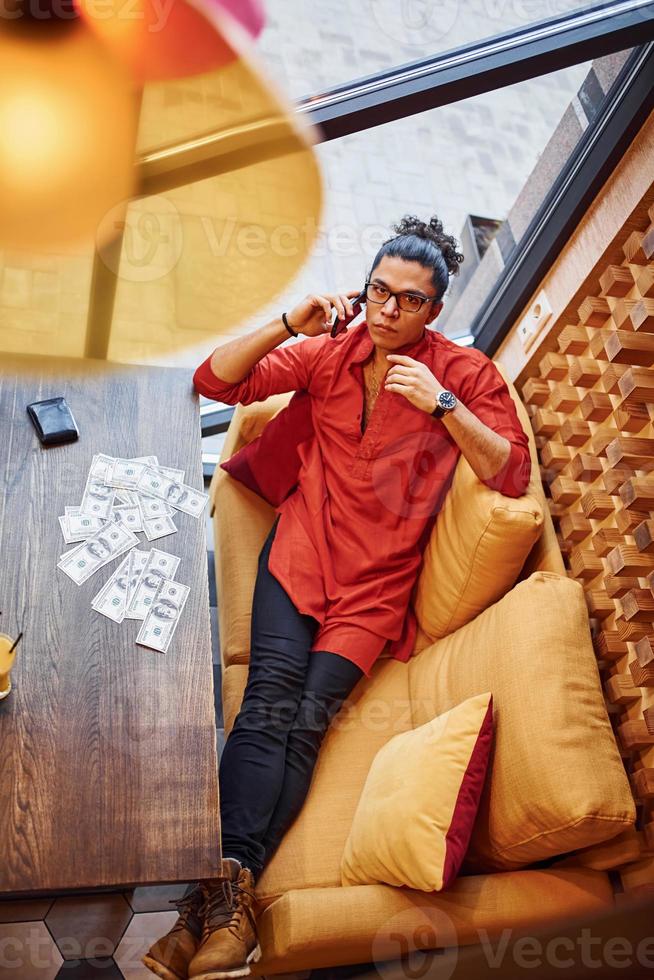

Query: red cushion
(220, 390), (314, 506)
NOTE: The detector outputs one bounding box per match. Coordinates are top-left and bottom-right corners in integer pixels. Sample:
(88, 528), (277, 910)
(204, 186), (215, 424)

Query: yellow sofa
(208, 362), (636, 975)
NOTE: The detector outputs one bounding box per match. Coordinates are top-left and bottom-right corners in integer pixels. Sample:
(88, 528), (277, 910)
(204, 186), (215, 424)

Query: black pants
(219, 515), (364, 881)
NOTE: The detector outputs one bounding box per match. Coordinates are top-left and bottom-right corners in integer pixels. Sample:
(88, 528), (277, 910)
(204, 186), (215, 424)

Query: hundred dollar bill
(131, 455), (159, 465)
(131, 455), (184, 485)
(125, 548), (180, 620)
(90, 453), (116, 483)
(91, 553), (132, 623)
(132, 455), (184, 481)
(125, 549), (149, 609)
(157, 465), (185, 483)
(79, 454), (117, 519)
(114, 489), (140, 507)
(58, 515), (105, 546)
(107, 456), (176, 512)
(58, 510), (105, 545)
(64, 507), (104, 534)
(65, 507), (107, 539)
(115, 486), (170, 519)
(107, 456), (170, 490)
(136, 467), (209, 518)
(108, 459), (177, 519)
(105, 458), (150, 491)
(135, 492), (173, 521)
(57, 520), (139, 585)
(138, 495), (174, 520)
(91, 548), (149, 623)
(57, 515), (69, 543)
(136, 579), (190, 654)
(112, 503), (143, 533)
(143, 514), (177, 541)
(132, 457), (179, 515)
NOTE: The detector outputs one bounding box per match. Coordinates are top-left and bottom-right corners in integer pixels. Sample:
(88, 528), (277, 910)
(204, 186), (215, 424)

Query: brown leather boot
(142, 883), (206, 980)
(187, 858), (262, 980)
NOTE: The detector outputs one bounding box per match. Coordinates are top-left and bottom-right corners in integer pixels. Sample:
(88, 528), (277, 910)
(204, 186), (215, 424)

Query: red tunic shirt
(194, 322), (531, 677)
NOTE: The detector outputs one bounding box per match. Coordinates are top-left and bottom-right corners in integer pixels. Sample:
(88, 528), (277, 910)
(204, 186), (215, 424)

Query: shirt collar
(349, 321), (432, 365)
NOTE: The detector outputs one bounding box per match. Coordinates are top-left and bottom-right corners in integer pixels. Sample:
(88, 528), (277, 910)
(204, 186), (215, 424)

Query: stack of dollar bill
(56, 454), (209, 653)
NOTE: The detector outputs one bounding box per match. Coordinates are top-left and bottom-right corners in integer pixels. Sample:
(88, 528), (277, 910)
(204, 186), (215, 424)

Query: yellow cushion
(211, 467), (275, 667)
(414, 453), (544, 640)
(341, 693), (493, 892)
(408, 571), (636, 871)
(209, 397), (292, 668)
(254, 869), (614, 975)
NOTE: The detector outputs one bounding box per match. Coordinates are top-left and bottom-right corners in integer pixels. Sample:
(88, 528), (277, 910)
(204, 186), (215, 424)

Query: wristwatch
(431, 389), (458, 418)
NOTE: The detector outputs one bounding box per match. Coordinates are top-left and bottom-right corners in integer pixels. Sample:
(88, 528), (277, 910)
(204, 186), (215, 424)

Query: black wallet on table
(26, 397), (79, 446)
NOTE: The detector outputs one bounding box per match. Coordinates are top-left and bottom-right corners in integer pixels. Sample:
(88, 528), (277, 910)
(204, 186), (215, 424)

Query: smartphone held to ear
(330, 288), (367, 338)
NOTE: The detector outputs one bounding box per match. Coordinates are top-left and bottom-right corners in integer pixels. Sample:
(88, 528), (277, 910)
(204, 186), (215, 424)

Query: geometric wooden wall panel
(520, 202), (654, 897)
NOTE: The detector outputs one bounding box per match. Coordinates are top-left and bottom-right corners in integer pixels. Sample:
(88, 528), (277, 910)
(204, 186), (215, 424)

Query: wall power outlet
(517, 290), (553, 352)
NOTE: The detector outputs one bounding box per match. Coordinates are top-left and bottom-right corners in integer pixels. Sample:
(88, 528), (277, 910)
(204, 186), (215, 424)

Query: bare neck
(371, 344), (390, 372)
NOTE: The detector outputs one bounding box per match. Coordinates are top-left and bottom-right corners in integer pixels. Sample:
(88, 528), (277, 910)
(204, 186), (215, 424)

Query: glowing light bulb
(0, 21), (138, 250)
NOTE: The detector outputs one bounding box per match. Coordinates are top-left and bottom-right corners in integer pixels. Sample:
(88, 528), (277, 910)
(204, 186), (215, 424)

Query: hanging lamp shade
(0, 20), (138, 251)
(0, 1), (324, 370)
(75, 0), (265, 81)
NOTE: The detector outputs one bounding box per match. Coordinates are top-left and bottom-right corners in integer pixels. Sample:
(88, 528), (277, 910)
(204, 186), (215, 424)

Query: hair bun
(391, 215), (464, 278)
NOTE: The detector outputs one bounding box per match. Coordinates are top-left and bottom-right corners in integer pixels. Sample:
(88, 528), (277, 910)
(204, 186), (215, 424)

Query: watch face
(439, 390), (457, 410)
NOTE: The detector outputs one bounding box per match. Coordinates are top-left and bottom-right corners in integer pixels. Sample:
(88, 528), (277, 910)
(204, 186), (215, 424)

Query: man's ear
(426, 301), (443, 325)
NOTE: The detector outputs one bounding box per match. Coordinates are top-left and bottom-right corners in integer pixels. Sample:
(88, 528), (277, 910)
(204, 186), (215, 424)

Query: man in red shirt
(143, 217), (531, 980)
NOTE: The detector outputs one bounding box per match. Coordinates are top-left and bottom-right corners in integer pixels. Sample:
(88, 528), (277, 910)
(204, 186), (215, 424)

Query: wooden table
(0, 354), (221, 896)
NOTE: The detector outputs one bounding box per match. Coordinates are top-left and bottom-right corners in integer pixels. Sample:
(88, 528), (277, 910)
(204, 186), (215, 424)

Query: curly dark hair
(368, 214), (464, 302)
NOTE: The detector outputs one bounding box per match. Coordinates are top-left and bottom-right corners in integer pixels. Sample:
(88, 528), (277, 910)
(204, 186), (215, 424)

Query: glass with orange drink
(0, 633), (18, 700)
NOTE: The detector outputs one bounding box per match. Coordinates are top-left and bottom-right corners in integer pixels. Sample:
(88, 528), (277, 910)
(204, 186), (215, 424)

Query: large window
(256, 0), (601, 97)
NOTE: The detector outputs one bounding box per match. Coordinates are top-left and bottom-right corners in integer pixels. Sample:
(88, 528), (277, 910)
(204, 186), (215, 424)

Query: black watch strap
(282, 312), (298, 337)
(431, 395), (445, 419)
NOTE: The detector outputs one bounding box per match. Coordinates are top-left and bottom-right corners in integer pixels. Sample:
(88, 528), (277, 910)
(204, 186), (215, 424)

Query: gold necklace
(368, 359), (380, 399)
(363, 358), (382, 430)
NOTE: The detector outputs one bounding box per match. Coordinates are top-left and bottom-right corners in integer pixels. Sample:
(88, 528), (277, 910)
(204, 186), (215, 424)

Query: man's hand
(384, 354), (444, 413)
(287, 290), (362, 337)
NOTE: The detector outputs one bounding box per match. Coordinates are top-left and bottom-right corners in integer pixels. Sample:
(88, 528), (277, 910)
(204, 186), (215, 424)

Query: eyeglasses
(365, 280), (438, 314)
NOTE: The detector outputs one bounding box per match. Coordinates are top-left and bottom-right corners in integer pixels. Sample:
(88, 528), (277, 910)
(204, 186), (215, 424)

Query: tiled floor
(0, 894), (186, 980)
